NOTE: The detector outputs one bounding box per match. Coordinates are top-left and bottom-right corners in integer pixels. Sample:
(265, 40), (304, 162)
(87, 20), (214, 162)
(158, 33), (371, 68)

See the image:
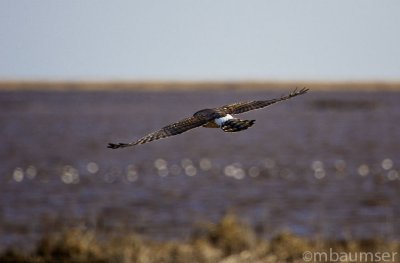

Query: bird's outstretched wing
(215, 87), (309, 115)
(108, 115), (210, 149)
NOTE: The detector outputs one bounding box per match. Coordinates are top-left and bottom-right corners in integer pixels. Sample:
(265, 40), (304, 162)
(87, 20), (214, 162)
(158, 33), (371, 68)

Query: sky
(1, 1), (400, 81)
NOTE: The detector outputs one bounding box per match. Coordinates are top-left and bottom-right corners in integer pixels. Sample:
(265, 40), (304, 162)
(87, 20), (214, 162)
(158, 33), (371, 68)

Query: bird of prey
(108, 87), (308, 149)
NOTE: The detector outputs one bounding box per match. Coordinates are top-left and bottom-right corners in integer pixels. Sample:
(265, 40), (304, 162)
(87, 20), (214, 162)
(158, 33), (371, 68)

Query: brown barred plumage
(107, 116), (211, 149)
(215, 87), (308, 114)
(108, 88), (308, 149)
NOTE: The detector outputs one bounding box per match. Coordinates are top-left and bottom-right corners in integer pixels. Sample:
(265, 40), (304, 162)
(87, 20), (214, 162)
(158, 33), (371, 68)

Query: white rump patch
(215, 114), (234, 126)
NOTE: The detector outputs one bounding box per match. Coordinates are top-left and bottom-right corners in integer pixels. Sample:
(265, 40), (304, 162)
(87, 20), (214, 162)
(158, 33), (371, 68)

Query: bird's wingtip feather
(107, 143), (130, 149)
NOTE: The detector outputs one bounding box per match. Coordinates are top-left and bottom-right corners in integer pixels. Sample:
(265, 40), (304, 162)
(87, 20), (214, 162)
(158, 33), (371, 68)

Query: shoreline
(1, 80), (400, 91)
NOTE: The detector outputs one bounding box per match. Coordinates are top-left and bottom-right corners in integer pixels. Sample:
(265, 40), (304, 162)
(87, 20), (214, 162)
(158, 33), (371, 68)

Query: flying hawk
(108, 87), (308, 149)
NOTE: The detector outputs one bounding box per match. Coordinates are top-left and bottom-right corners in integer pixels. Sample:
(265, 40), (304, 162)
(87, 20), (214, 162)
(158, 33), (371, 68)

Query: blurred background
(0, 1), (399, 261)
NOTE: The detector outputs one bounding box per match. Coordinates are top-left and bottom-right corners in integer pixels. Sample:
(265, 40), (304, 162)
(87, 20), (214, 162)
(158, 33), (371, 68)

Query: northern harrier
(108, 88), (308, 149)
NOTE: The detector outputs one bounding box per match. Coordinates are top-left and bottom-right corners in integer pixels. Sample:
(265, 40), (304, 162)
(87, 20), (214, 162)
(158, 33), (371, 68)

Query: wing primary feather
(107, 115), (211, 149)
(216, 87), (308, 114)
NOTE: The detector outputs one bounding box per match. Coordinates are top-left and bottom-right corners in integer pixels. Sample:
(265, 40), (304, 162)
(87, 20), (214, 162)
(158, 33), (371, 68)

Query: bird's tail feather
(221, 119), (255, 132)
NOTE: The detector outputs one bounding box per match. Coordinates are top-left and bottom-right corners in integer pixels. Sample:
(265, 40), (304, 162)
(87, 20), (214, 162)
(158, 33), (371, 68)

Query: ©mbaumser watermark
(302, 248), (398, 262)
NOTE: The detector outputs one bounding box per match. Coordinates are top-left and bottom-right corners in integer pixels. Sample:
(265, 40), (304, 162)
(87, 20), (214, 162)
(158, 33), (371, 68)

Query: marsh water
(0, 88), (399, 249)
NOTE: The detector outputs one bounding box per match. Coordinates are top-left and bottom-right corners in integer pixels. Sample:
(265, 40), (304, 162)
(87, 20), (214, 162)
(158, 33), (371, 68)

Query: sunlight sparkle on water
(13, 167), (24, 182)
(181, 158), (193, 168)
(224, 163), (245, 180)
(382, 158), (393, 170)
(126, 164), (139, 182)
(157, 168), (169, 177)
(312, 160), (325, 179)
(184, 165), (197, 176)
(311, 160), (324, 171)
(314, 169), (325, 179)
(248, 166), (260, 178)
(358, 164), (369, 177)
(387, 170), (399, 181)
(87, 162), (99, 174)
(61, 165), (80, 184)
(263, 158), (276, 169)
(103, 167), (120, 183)
(224, 165), (235, 177)
(154, 158), (167, 170)
(154, 158), (169, 177)
(233, 168), (245, 180)
(199, 158), (212, 171)
(26, 165), (37, 179)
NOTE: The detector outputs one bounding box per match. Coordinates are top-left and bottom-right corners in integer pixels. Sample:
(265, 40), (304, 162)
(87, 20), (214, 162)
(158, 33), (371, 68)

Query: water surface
(0, 89), (399, 249)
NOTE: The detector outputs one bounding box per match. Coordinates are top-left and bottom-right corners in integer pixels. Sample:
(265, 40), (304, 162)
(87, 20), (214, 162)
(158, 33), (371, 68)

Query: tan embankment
(1, 80), (400, 91)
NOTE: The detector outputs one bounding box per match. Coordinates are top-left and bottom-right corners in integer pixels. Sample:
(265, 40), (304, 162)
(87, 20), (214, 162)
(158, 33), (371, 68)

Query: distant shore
(1, 80), (400, 91)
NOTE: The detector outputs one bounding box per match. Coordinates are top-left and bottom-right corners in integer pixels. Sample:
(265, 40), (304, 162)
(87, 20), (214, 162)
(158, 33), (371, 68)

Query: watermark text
(303, 248), (398, 262)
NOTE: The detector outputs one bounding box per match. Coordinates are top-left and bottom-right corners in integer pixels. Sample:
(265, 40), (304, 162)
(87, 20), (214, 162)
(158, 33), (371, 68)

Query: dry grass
(1, 214), (398, 263)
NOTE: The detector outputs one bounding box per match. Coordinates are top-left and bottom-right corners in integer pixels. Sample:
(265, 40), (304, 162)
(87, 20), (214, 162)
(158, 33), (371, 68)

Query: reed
(1, 214), (398, 263)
